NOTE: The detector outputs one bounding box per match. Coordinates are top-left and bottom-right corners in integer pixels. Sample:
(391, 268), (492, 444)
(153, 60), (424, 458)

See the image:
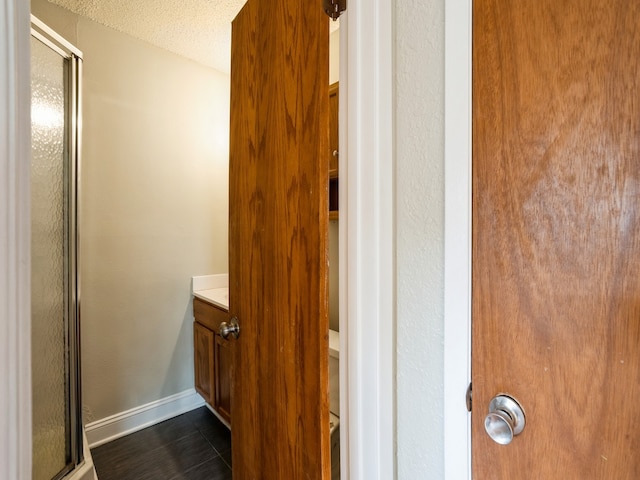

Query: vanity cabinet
(329, 81), (339, 219)
(193, 297), (232, 425)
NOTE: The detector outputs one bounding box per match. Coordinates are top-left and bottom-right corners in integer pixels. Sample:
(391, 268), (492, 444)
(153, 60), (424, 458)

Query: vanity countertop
(193, 287), (228, 310)
(192, 274), (229, 310)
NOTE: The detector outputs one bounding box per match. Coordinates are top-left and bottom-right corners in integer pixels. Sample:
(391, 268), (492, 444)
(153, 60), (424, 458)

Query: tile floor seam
(91, 407), (231, 480)
(168, 455), (229, 480)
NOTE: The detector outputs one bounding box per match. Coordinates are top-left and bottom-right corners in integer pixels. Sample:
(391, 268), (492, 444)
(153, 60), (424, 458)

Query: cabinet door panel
(194, 322), (215, 404)
(215, 335), (232, 424)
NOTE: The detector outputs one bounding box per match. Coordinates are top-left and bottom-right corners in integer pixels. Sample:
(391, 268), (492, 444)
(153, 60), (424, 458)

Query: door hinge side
(466, 382), (472, 412)
(323, 0), (347, 21)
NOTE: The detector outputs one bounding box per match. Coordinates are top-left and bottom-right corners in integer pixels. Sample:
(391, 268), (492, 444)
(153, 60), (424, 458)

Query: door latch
(466, 382), (472, 412)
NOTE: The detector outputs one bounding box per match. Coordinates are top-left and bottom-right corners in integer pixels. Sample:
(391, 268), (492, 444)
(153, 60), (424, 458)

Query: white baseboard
(85, 389), (205, 449)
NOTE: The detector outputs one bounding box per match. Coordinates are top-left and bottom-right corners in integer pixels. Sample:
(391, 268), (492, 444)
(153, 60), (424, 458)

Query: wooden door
(473, 0), (640, 477)
(228, 0), (330, 478)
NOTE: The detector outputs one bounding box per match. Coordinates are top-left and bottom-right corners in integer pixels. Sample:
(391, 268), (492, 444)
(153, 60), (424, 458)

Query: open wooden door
(228, 0), (330, 478)
(473, 0), (640, 477)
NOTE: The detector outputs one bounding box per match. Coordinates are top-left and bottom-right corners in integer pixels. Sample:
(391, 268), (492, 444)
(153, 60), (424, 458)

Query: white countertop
(193, 287), (229, 310)
(192, 274), (229, 310)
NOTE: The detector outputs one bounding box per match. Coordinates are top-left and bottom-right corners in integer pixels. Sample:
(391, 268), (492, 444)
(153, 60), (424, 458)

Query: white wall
(329, 28), (340, 84)
(31, 0), (230, 423)
(395, 0), (446, 477)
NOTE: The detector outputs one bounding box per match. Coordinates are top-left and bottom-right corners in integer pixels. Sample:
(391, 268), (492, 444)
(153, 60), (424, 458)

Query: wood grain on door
(228, 0), (330, 478)
(473, 0), (640, 477)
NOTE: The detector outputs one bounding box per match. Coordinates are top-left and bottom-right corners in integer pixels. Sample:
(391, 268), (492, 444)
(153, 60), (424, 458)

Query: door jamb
(1, 0), (33, 478)
(443, 0), (472, 478)
(340, 1), (396, 478)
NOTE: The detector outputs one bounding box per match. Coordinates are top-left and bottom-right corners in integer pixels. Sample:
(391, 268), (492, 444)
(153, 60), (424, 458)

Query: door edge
(443, 0), (472, 478)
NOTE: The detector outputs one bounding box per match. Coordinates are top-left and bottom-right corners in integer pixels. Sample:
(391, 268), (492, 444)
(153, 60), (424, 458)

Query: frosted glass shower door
(30, 18), (82, 480)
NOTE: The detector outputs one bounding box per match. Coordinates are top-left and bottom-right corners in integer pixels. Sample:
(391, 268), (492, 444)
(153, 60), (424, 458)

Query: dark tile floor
(91, 407), (232, 480)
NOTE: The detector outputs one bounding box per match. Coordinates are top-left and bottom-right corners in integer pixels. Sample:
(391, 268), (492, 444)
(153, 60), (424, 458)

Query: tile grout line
(91, 407), (231, 480)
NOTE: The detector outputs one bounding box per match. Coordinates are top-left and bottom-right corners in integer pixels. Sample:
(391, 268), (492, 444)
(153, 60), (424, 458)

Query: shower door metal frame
(30, 16), (84, 480)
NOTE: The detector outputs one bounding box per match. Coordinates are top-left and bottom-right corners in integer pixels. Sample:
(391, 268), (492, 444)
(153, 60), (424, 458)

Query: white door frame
(0, 0), (33, 478)
(443, 0), (473, 479)
(340, 1), (395, 479)
(344, 0), (474, 477)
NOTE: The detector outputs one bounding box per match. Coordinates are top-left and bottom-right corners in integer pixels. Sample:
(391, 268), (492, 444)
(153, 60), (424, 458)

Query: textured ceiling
(48, 0), (248, 73)
(47, 0), (340, 74)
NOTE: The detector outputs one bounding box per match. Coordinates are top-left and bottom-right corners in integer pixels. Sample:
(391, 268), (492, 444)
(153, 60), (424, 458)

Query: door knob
(484, 395), (525, 445)
(219, 317), (240, 339)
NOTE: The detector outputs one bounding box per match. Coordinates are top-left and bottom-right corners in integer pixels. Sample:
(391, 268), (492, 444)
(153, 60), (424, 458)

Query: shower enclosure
(30, 16), (83, 480)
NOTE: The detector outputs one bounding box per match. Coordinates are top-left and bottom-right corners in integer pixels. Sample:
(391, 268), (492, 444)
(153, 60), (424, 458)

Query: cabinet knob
(219, 317), (240, 339)
(332, 150), (339, 157)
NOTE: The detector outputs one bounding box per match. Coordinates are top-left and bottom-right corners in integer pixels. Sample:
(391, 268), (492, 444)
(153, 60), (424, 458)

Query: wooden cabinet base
(193, 297), (232, 426)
